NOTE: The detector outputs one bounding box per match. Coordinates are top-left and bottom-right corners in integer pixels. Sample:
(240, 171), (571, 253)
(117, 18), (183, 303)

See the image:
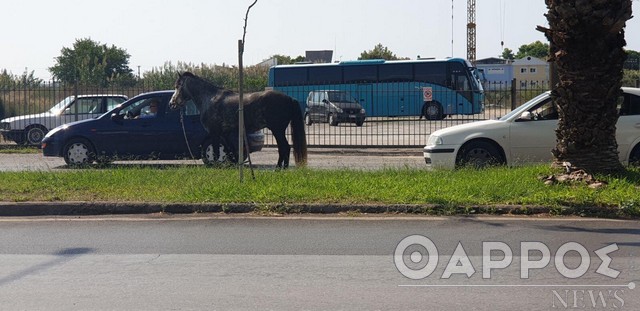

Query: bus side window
(414, 63), (446, 85)
(344, 65), (377, 83)
(308, 66), (342, 84)
(379, 64), (412, 82)
(275, 67), (307, 86)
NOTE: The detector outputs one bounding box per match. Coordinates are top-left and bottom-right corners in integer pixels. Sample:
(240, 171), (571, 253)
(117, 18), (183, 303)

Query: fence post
(74, 80), (79, 122)
(510, 78), (517, 110)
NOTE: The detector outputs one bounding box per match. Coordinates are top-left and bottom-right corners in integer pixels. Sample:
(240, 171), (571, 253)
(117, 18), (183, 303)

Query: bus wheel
(423, 102), (443, 120)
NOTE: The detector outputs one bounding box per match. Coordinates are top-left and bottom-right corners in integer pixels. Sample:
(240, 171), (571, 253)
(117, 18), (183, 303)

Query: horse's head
(169, 72), (194, 110)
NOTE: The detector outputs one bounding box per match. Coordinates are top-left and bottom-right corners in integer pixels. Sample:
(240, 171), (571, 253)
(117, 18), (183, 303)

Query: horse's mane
(181, 71), (224, 92)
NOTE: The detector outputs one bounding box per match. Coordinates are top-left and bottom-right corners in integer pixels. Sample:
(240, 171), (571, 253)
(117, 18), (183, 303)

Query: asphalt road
(0, 216), (637, 310)
(0, 147), (426, 171)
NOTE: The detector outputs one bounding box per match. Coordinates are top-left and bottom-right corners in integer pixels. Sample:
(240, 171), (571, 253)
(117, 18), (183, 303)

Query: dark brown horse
(169, 72), (307, 168)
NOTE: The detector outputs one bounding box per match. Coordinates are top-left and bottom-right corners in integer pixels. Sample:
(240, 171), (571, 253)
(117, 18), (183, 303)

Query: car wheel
(329, 114), (339, 126)
(305, 113), (313, 126)
(63, 138), (96, 166)
(355, 119), (364, 127)
(26, 125), (47, 146)
(423, 102), (444, 120)
(456, 140), (504, 168)
(629, 144), (640, 167)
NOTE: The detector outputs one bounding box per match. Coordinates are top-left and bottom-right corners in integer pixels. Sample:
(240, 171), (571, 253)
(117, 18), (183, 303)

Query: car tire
(305, 113), (313, 126)
(355, 119), (364, 127)
(63, 138), (96, 166)
(629, 144), (640, 167)
(329, 114), (339, 126)
(423, 102), (444, 120)
(456, 140), (504, 168)
(26, 125), (48, 146)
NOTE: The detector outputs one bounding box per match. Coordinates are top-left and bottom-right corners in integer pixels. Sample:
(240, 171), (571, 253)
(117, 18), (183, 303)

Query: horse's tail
(290, 99), (308, 166)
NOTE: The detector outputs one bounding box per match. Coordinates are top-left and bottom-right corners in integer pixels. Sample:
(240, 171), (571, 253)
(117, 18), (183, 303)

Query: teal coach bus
(267, 58), (485, 120)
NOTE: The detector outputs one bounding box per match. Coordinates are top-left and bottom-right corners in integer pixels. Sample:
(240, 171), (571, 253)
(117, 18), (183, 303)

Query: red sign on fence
(422, 87), (433, 102)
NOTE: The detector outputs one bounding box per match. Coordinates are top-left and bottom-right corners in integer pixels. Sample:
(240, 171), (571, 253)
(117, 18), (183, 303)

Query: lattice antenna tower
(467, 0), (476, 64)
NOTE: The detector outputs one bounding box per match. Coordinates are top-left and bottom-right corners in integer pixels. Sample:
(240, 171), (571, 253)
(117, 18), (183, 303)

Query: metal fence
(1, 80), (551, 148)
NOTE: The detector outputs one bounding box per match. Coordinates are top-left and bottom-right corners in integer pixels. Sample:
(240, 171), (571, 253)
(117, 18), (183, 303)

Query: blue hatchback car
(42, 90), (264, 166)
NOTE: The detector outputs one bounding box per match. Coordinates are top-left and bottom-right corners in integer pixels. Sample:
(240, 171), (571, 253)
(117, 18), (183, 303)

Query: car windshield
(328, 92), (355, 103)
(48, 96), (74, 115)
(499, 92), (550, 121)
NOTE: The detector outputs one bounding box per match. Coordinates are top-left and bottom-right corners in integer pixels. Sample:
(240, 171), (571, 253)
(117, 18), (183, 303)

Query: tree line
(0, 39), (414, 91)
(2, 38), (638, 91)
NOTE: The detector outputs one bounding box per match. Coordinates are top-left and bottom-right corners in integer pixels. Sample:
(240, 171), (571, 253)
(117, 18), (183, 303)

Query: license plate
(349, 114), (356, 118)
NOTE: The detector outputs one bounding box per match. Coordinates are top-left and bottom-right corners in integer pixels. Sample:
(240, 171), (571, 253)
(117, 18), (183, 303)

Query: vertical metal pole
(511, 78), (517, 110)
(238, 39), (245, 182)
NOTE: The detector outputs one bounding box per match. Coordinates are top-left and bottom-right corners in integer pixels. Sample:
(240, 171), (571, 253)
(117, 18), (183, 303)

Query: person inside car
(138, 99), (159, 119)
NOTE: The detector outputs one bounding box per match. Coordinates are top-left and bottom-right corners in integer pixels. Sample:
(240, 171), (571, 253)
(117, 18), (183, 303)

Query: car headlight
(360, 109), (366, 114)
(427, 135), (443, 146)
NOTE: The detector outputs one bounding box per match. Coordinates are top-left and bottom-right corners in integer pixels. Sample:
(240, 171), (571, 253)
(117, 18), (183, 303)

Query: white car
(424, 87), (640, 169)
(1, 94), (127, 145)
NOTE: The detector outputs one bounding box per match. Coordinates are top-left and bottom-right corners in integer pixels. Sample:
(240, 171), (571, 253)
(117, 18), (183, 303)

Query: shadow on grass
(58, 162), (279, 171)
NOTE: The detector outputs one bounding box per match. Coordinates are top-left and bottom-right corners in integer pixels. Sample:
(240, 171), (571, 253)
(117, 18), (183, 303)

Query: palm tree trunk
(538, 0), (632, 174)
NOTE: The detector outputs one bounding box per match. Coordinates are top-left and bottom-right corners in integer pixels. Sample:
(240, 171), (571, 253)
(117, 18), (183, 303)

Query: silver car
(1, 94), (127, 145)
(424, 88), (640, 169)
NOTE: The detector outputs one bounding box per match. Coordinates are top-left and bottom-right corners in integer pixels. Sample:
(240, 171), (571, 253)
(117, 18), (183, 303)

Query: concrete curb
(0, 201), (627, 218)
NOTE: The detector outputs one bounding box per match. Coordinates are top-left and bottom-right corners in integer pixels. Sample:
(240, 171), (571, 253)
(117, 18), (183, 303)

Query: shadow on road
(0, 247), (94, 287)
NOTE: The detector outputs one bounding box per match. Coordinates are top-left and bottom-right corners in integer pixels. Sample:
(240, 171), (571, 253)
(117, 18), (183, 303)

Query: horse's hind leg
(272, 129), (291, 168)
(220, 133), (238, 163)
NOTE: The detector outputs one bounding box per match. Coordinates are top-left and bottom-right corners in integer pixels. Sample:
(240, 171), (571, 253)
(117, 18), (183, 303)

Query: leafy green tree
(0, 69), (12, 88)
(271, 54), (305, 65)
(501, 48), (515, 60)
(0, 69), (41, 87)
(626, 49), (640, 59)
(143, 61), (268, 92)
(515, 41), (550, 59)
(359, 44), (401, 60)
(623, 69), (639, 87)
(49, 38), (135, 87)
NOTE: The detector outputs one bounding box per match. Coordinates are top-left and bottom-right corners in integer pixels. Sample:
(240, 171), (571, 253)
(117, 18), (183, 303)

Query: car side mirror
(111, 112), (124, 124)
(322, 99), (329, 104)
(518, 111), (534, 121)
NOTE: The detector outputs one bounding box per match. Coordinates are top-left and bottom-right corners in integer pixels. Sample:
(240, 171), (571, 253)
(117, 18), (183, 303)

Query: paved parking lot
(0, 147), (426, 171)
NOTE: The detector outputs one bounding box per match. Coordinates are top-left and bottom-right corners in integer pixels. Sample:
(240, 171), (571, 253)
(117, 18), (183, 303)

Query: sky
(3, 0), (640, 80)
